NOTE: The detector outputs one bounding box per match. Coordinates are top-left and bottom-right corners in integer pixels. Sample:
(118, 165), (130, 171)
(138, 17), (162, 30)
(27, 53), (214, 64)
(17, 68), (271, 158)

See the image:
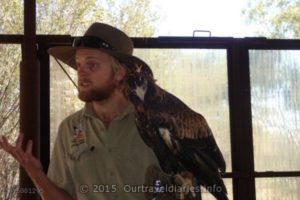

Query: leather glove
(144, 164), (198, 200)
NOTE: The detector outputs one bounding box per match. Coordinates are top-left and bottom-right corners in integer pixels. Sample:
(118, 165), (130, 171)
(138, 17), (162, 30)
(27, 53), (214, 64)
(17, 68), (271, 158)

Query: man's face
(75, 48), (122, 102)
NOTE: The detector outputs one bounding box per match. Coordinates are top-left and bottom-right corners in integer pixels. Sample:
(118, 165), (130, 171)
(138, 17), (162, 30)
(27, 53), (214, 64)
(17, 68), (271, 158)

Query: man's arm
(0, 134), (75, 200)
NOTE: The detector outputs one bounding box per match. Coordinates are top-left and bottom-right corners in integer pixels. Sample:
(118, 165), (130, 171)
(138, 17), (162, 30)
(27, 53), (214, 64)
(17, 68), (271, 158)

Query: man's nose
(77, 64), (91, 76)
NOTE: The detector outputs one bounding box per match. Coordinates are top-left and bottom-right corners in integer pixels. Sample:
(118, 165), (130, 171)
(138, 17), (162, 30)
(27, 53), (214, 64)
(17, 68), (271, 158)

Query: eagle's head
(126, 64), (153, 102)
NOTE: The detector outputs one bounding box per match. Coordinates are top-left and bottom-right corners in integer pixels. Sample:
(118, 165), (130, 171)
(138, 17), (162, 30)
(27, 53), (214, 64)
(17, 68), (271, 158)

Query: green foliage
(36, 0), (99, 34)
(0, 0), (159, 36)
(35, 0), (159, 36)
(0, 1), (22, 193)
(0, 0), (23, 33)
(243, 0), (300, 38)
(98, 0), (159, 36)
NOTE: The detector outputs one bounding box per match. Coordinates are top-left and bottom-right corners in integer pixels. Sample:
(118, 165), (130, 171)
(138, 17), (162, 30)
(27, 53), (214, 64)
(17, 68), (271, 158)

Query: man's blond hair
(109, 55), (124, 72)
(109, 55), (129, 97)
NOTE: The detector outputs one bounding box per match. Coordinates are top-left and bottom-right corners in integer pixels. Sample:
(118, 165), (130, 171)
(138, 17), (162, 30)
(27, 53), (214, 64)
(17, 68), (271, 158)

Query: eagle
(125, 64), (228, 200)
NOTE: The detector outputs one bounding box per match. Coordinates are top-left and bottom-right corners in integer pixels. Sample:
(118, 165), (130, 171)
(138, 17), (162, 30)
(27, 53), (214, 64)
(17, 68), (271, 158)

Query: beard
(78, 71), (118, 102)
(78, 83), (117, 102)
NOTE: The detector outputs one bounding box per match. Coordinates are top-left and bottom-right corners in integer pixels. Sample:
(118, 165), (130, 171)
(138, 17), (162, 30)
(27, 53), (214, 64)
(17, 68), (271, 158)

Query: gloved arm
(144, 164), (199, 200)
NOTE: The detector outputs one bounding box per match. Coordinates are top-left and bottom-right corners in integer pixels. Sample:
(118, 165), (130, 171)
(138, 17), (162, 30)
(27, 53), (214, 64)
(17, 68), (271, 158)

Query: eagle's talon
(173, 172), (196, 199)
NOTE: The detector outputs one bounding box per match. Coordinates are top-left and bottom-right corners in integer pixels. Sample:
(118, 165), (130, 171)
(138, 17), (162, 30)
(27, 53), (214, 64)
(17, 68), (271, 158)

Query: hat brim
(48, 46), (153, 76)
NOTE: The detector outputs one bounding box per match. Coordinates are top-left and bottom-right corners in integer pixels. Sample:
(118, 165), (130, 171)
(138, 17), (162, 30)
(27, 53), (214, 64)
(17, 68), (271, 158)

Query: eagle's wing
(152, 85), (226, 173)
(149, 87), (229, 199)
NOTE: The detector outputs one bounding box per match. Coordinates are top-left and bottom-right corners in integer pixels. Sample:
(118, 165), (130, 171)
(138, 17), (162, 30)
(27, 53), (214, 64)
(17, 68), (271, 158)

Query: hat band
(72, 36), (114, 50)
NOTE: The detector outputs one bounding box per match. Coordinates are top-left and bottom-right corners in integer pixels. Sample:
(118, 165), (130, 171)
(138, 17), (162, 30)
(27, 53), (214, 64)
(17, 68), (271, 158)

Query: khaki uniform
(47, 103), (159, 200)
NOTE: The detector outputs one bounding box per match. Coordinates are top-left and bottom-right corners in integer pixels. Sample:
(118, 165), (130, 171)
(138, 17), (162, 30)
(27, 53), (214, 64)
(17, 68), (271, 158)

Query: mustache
(78, 78), (92, 83)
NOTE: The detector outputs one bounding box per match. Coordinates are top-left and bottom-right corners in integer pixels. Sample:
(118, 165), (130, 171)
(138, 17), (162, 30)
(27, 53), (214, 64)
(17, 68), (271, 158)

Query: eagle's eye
(138, 76), (144, 83)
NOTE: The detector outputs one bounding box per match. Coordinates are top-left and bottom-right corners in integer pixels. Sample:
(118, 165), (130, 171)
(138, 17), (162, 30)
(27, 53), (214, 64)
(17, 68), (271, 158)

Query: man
(0, 23), (160, 200)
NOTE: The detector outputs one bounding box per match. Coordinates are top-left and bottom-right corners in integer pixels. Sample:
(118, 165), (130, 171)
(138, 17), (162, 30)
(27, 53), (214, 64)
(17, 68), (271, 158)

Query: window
(0, 44), (21, 200)
(250, 50), (300, 199)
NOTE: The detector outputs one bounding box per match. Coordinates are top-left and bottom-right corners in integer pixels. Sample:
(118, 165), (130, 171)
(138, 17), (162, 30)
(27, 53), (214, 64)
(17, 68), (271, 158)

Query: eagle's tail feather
(197, 176), (228, 200)
(189, 151), (228, 200)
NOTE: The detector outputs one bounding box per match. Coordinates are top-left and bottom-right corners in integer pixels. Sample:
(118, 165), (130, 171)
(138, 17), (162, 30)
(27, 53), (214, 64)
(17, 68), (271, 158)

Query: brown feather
(146, 82), (212, 139)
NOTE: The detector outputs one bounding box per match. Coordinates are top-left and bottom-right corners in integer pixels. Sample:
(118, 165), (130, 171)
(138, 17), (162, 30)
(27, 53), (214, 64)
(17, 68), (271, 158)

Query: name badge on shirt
(72, 124), (85, 147)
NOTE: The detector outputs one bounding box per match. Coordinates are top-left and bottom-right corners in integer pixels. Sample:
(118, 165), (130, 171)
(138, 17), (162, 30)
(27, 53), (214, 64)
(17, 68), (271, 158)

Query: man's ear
(115, 64), (127, 81)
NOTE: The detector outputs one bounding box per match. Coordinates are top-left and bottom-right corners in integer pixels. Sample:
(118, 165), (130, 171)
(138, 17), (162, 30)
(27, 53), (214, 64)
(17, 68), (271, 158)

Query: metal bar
(254, 172), (300, 178)
(1, 35), (300, 49)
(0, 35), (72, 45)
(221, 171), (300, 178)
(19, 0), (40, 200)
(0, 35), (23, 43)
(245, 38), (300, 49)
(227, 42), (256, 200)
(22, 1), (36, 60)
(36, 35), (72, 46)
(132, 37), (235, 49)
(37, 44), (50, 173)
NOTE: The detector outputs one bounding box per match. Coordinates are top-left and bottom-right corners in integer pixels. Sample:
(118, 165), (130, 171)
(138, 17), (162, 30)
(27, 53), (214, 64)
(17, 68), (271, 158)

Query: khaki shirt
(47, 103), (159, 200)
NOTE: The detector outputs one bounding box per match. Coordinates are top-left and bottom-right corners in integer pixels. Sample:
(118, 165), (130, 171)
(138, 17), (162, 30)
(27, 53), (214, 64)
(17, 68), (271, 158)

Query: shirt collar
(82, 102), (135, 121)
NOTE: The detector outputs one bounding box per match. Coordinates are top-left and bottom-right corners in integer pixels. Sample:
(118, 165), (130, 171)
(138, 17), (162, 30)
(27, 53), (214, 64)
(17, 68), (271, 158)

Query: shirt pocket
(67, 143), (90, 161)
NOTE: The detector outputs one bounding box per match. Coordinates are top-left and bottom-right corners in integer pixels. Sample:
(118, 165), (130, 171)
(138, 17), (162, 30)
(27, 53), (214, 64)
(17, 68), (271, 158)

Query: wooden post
(19, 0), (40, 199)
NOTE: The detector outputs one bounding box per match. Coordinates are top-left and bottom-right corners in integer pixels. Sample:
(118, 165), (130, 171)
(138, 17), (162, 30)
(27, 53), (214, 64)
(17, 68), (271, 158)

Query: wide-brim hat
(48, 22), (153, 76)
